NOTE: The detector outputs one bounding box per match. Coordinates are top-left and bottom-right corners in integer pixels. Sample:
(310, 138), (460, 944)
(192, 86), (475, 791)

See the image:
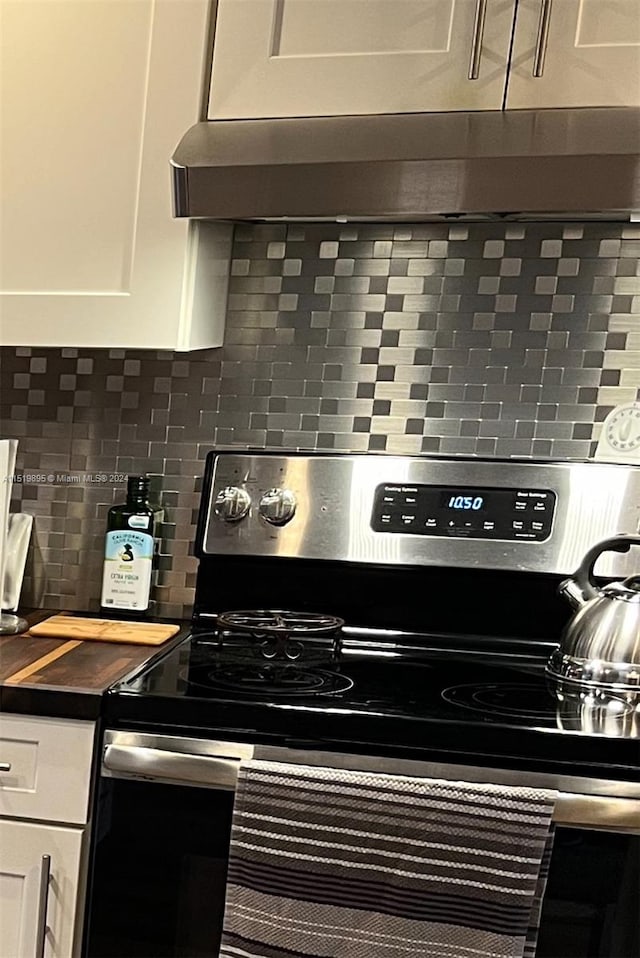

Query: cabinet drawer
(0, 714), (95, 825)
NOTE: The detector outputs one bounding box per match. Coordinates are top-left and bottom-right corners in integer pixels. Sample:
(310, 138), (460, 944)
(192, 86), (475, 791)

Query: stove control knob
(214, 486), (251, 522)
(259, 488), (296, 526)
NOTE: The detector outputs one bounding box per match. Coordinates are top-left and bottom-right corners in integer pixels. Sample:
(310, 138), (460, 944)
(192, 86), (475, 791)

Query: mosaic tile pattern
(1, 222), (639, 617)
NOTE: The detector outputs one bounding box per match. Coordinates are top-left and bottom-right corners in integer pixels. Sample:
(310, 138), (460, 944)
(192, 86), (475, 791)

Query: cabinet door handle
(35, 855), (51, 958)
(533, 0), (553, 77)
(0, 762), (12, 772)
(468, 0), (488, 79)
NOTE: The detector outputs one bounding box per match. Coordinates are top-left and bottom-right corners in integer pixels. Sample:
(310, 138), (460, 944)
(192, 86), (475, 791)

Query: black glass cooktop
(105, 632), (640, 780)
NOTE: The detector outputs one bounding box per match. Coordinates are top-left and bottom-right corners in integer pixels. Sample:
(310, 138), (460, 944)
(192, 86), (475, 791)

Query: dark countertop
(0, 611), (189, 720)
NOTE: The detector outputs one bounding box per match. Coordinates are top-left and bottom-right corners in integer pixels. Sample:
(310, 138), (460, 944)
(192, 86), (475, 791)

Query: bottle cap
(127, 475), (150, 498)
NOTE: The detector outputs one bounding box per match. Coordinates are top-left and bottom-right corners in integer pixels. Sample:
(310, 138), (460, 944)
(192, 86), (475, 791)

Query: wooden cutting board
(27, 615), (181, 645)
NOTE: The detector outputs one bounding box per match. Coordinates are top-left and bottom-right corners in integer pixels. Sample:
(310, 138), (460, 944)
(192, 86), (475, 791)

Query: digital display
(371, 483), (556, 541)
(442, 492), (485, 511)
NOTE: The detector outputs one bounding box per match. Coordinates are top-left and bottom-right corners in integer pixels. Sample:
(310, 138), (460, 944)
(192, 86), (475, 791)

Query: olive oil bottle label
(100, 530), (153, 612)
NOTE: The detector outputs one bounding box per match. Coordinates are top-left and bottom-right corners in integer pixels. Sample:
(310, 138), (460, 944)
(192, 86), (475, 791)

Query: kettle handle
(571, 533), (640, 604)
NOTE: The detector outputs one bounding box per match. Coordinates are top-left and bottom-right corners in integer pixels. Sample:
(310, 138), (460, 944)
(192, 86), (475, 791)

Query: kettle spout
(558, 576), (590, 610)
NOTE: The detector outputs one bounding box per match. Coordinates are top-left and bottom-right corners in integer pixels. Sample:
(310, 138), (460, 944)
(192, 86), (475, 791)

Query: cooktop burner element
(442, 683), (553, 719)
(186, 663), (354, 697)
(215, 609), (344, 661)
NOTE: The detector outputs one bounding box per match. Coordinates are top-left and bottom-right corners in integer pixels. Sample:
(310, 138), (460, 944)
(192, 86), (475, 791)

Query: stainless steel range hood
(171, 108), (640, 222)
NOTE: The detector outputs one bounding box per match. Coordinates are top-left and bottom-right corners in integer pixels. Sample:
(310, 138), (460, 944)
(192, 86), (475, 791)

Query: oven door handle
(103, 743), (254, 790)
(103, 740), (640, 832)
(553, 793), (640, 833)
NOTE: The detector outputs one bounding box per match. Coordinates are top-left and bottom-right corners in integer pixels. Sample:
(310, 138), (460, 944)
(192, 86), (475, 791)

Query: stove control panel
(202, 452), (640, 577)
(371, 484), (556, 541)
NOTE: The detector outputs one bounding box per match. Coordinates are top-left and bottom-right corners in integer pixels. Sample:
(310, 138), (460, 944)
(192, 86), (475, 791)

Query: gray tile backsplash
(1, 222), (639, 617)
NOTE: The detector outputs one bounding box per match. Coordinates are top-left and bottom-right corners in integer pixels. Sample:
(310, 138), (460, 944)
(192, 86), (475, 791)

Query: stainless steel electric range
(85, 452), (640, 958)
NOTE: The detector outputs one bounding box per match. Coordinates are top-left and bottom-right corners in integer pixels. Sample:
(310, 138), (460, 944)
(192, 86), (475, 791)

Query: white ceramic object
(0, 440), (18, 600)
(2, 512), (33, 611)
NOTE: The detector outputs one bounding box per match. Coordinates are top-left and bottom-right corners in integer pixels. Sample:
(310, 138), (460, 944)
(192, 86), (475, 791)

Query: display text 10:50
(448, 495), (484, 510)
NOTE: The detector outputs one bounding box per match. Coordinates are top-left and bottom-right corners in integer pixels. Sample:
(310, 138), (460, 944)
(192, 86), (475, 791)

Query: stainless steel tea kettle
(547, 534), (640, 690)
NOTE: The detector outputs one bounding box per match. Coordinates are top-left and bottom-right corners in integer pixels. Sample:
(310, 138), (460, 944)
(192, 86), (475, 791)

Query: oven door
(84, 735), (253, 957)
(83, 731), (640, 958)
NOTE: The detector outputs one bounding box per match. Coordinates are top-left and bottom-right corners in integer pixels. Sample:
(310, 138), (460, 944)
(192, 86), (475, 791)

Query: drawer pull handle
(0, 762), (12, 772)
(533, 0), (553, 77)
(35, 854), (51, 958)
(468, 0), (488, 80)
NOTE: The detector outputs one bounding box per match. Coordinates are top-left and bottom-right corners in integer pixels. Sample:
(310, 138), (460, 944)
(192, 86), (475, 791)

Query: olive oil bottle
(100, 476), (163, 616)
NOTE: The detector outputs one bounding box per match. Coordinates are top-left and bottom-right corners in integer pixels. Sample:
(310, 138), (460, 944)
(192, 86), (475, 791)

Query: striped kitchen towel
(219, 761), (556, 958)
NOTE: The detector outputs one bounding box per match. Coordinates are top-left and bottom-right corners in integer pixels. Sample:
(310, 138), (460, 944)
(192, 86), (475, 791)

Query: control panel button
(214, 486), (251, 523)
(259, 488), (297, 526)
(400, 514), (417, 527)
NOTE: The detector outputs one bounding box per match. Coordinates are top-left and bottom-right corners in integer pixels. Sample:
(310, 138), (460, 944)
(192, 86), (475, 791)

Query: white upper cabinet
(208, 0), (517, 118)
(0, 0), (231, 351)
(208, 0), (640, 120)
(507, 0), (640, 108)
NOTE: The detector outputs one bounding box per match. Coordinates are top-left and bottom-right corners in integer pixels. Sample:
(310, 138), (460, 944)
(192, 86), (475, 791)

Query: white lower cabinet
(0, 820), (86, 958)
(0, 714), (95, 957)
